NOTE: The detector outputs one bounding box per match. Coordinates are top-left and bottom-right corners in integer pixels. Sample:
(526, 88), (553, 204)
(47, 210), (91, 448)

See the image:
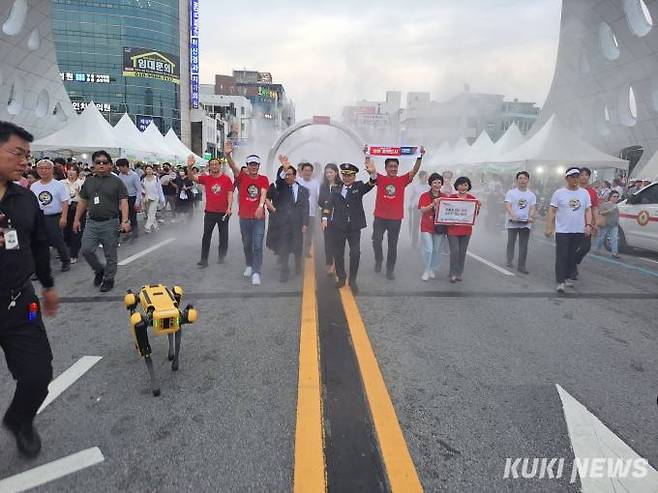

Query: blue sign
(190, 0), (200, 109)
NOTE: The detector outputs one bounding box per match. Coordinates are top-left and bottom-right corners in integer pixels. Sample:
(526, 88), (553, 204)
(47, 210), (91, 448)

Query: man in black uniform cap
(0, 121), (59, 458)
(321, 157), (377, 294)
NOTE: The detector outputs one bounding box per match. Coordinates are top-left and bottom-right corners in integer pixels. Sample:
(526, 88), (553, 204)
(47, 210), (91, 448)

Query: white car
(617, 181), (658, 252)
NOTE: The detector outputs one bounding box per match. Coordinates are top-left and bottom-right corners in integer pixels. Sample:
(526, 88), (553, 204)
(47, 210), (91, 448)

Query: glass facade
(52, 0), (182, 136)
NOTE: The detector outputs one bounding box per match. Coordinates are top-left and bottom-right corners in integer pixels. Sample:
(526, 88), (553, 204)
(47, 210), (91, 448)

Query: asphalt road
(1, 208), (657, 492)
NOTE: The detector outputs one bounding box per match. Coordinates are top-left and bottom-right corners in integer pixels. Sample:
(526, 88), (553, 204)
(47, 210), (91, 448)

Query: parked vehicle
(617, 181), (658, 252)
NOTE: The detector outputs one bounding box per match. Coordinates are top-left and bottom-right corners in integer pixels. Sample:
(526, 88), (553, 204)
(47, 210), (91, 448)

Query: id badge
(3, 228), (19, 250)
(93, 196), (100, 205)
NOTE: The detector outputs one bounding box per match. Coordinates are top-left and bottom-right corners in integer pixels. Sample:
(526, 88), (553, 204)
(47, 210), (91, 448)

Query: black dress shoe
(374, 262), (382, 273)
(3, 416), (42, 458)
(335, 278), (346, 289)
(93, 269), (105, 286)
(386, 271), (395, 280)
(518, 267), (530, 274)
(61, 262), (71, 272)
(100, 279), (114, 292)
(279, 271), (289, 283)
(197, 260), (208, 268)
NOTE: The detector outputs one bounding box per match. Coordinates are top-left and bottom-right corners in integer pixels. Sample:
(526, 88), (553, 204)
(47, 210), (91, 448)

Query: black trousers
(372, 218), (402, 273)
(63, 203), (85, 258)
(201, 212), (229, 262)
(448, 235), (470, 277)
(574, 234), (591, 266)
(128, 196), (139, 234)
(333, 227), (362, 282)
(555, 233), (584, 283)
(506, 228), (530, 268)
(323, 226), (335, 266)
(44, 213), (70, 264)
(0, 283), (53, 426)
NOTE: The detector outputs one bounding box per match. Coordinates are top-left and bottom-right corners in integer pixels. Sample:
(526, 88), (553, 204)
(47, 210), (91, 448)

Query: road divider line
(293, 247), (326, 493)
(0, 447), (105, 492)
(37, 356), (102, 415)
(118, 238), (176, 266)
(467, 252), (515, 277)
(639, 257), (658, 265)
(339, 287), (423, 492)
(556, 384), (658, 492)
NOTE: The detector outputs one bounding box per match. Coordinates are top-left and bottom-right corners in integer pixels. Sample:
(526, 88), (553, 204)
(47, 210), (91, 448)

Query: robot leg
(167, 333), (175, 361)
(172, 329), (182, 372)
(144, 356), (161, 397)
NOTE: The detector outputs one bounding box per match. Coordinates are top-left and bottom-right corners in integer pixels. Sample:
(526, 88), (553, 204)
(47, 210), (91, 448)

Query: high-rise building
(51, 0), (194, 145)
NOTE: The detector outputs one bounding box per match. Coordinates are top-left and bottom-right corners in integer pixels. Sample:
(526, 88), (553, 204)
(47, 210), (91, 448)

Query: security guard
(0, 121), (59, 458)
(321, 158), (377, 294)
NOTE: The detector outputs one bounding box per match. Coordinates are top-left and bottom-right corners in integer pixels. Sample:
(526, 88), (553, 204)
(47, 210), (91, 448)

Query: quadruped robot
(124, 284), (198, 396)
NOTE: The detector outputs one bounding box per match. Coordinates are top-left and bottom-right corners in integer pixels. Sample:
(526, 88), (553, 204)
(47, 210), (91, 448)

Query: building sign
(257, 87), (278, 101)
(72, 101), (112, 113)
(60, 72), (111, 84)
(135, 115), (162, 132)
(257, 72), (272, 84)
(122, 47), (180, 84)
(190, 0), (200, 109)
(313, 115), (331, 125)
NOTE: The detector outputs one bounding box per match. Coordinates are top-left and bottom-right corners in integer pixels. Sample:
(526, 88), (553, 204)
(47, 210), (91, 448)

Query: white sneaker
(421, 271), (430, 281)
(243, 266), (253, 277)
(251, 273), (261, 285)
(429, 271), (436, 279)
(556, 283), (566, 293)
(70, 257), (78, 264)
(564, 279), (575, 287)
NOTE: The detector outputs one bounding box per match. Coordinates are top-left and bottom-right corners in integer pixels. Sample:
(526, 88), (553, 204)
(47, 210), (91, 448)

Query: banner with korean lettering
(367, 146), (422, 158)
(122, 47), (180, 84)
(435, 198), (478, 226)
(189, 0), (200, 109)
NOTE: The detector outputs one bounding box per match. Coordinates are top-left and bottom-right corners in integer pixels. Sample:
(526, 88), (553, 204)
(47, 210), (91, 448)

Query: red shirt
(418, 191), (447, 233)
(585, 186), (599, 209)
(447, 193), (479, 237)
(237, 171), (269, 219)
(198, 174), (233, 213)
(374, 172), (412, 220)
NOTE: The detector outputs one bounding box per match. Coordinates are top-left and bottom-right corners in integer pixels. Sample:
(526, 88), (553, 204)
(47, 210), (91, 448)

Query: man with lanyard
(545, 167), (593, 293)
(187, 155), (233, 268)
(321, 158), (377, 294)
(73, 150), (130, 292)
(504, 171), (537, 274)
(369, 145), (425, 280)
(117, 158), (142, 238)
(572, 167), (599, 279)
(224, 142), (269, 286)
(31, 159), (71, 272)
(0, 121), (59, 458)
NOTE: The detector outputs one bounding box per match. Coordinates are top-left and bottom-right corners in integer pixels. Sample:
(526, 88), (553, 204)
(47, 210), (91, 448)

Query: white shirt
(61, 178), (84, 203)
(143, 176), (160, 201)
(31, 180), (69, 215)
(297, 177), (320, 216)
(504, 187), (537, 229)
(407, 181), (430, 209)
(550, 187), (592, 233)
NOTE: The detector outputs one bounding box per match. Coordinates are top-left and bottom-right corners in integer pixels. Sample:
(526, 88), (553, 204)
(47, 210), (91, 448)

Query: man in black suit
(267, 162), (310, 282)
(321, 158), (377, 294)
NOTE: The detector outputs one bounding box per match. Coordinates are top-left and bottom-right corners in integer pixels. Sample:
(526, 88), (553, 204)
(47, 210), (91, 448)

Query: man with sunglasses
(73, 150), (130, 292)
(0, 121), (59, 458)
(321, 158), (377, 294)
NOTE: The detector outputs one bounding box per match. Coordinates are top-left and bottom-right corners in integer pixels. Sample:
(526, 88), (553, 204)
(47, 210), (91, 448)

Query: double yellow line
(293, 251), (423, 492)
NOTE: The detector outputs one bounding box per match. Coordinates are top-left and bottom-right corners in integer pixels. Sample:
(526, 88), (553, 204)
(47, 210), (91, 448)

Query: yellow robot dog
(124, 284), (198, 396)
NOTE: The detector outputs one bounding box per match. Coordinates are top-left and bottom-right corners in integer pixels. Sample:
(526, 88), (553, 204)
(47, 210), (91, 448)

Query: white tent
(491, 114), (629, 170)
(490, 123), (526, 160)
(164, 128), (204, 163)
(632, 150), (658, 180)
(459, 131), (495, 166)
(438, 137), (470, 166)
(113, 113), (152, 156)
(141, 121), (180, 161)
(32, 102), (121, 153)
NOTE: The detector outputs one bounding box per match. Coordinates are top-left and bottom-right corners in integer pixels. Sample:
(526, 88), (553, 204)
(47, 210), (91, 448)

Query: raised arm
(223, 141), (240, 177)
(408, 146), (425, 180)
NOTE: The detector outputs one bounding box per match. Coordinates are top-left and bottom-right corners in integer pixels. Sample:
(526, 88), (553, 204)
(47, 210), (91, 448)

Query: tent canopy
(164, 128), (204, 164)
(490, 123), (526, 159)
(438, 137), (470, 167)
(491, 114), (629, 170)
(460, 131), (495, 166)
(632, 150), (658, 181)
(32, 102), (121, 153)
(114, 113), (152, 156)
(141, 121), (181, 161)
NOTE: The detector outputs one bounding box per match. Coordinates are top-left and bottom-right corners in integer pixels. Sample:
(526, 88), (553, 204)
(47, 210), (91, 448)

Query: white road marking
(118, 237), (176, 266)
(466, 252), (515, 276)
(556, 384), (658, 492)
(639, 257), (658, 265)
(0, 447), (104, 492)
(37, 356), (102, 415)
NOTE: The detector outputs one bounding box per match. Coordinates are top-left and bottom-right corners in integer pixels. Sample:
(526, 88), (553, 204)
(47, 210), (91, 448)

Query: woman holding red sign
(417, 173), (447, 281)
(447, 176), (479, 283)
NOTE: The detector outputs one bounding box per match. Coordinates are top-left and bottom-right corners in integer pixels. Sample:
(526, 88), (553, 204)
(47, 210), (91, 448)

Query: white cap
(565, 168), (580, 177)
(245, 155), (261, 165)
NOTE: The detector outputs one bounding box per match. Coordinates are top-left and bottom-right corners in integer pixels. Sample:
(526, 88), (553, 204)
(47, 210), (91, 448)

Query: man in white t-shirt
(296, 161), (321, 258)
(504, 171), (536, 274)
(31, 159), (71, 271)
(545, 167), (593, 292)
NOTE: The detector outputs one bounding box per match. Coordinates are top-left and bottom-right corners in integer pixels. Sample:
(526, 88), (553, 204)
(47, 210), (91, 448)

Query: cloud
(199, 1), (562, 119)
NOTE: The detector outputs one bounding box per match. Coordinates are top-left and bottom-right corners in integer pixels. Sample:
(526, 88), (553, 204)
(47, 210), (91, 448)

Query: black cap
(340, 162), (359, 173)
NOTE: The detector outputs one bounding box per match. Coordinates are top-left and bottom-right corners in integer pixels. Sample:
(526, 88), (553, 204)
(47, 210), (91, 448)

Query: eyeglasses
(94, 160), (110, 165)
(3, 147), (31, 159)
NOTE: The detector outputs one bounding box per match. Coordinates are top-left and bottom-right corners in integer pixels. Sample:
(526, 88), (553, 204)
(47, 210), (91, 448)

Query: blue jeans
(239, 218), (265, 274)
(594, 224), (618, 255)
(420, 232), (445, 273)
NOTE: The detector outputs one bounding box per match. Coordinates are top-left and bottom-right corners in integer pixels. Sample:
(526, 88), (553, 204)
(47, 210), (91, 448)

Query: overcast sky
(199, 1), (562, 120)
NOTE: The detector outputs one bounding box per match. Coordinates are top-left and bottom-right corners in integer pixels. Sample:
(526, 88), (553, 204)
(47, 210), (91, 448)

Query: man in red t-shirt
(370, 146), (425, 279)
(573, 166), (600, 278)
(225, 142), (269, 285)
(188, 156), (233, 268)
